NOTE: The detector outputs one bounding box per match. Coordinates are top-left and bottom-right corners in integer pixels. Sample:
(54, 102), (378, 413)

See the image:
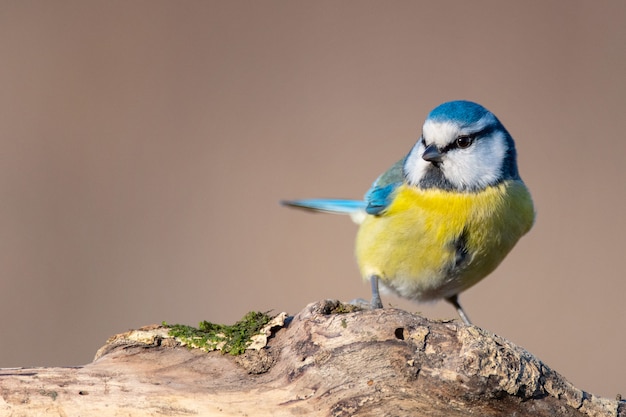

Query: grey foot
(348, 298), (383, 310)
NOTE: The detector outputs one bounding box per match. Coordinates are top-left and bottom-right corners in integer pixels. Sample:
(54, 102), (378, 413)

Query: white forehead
(422, 120), (459, 147)
(422, 114), (496, 147)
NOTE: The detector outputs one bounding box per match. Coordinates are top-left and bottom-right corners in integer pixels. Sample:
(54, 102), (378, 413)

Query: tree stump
(1, 300), (623, 416)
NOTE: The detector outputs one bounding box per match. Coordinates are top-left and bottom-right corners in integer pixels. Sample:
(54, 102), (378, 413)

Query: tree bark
(1, 300), (623, 416)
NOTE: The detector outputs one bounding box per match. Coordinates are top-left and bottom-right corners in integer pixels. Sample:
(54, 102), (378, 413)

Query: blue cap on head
(427, 100), (492, 127)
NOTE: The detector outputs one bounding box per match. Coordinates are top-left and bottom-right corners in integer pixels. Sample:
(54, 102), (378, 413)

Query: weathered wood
(1, 300), (623, 416)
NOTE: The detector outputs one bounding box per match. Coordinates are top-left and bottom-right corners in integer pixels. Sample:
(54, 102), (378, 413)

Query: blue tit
(283, 100), (534, 325)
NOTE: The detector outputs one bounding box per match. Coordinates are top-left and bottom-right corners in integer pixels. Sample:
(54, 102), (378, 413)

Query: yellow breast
(355, 180), (534, 301)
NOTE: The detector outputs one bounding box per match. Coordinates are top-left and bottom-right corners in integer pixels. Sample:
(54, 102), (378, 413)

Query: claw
(445, 294), (472, 325)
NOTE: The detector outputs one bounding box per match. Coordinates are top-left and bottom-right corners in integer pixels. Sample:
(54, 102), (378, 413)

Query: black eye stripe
(421, 125), (494, 154)
(441, 134), (475, 152)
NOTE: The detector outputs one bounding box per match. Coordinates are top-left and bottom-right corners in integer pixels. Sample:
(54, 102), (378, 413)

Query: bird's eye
(455, 135), (474, 149)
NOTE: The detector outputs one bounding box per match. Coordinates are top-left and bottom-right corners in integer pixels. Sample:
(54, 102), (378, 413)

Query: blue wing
(364, 157), (406, 215)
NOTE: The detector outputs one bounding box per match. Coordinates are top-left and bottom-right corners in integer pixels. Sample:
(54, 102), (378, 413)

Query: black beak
(422, 143), (443, 163)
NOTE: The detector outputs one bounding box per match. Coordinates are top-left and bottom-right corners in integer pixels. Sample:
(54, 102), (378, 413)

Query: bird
(282, 100), (535, 325)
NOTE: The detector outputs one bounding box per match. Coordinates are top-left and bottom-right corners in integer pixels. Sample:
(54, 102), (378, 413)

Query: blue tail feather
(281, 199), (366, 215)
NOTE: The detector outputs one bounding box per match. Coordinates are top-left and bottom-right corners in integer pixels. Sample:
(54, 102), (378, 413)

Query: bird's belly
(355, 181), (534, 301)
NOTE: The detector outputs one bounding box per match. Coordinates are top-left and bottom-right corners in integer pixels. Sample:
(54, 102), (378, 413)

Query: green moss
(324, 302), (362, 314)
(165, 311), (273, 355)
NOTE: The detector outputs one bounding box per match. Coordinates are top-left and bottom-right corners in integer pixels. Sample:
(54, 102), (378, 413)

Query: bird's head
(404, 100), (520, 192)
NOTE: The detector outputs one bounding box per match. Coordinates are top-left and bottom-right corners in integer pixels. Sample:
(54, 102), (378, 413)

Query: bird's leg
(370, 275), (383, 309)
(445, 294), (472, 325)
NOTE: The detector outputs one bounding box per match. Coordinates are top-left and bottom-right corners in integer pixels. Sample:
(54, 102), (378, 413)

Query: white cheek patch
(404, 140), (431, 185)
(405, 115), (507, 190)
(443, 131), (507, 190)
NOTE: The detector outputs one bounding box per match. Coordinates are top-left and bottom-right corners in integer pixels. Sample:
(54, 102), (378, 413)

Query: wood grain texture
(1, 300), (623, 416)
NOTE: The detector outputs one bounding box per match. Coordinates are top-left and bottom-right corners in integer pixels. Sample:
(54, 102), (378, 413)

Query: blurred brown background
(0, 0), (624, 399)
